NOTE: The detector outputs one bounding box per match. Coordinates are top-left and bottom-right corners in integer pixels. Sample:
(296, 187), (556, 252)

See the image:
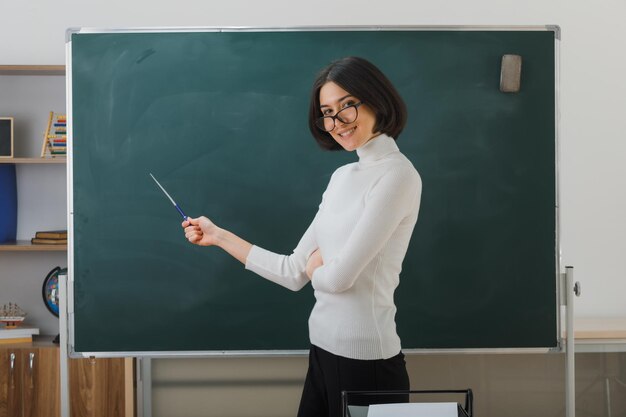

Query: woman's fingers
(182, 216), (215, 246)
(187, 232), (202, 243)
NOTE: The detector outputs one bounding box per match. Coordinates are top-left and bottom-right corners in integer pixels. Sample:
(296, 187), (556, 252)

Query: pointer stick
(149, 173), (188, 221)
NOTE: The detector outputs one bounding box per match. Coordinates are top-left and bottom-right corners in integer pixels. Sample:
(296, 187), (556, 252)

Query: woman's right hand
(306, 249), (324, 280)
(182, 216), (220, 246)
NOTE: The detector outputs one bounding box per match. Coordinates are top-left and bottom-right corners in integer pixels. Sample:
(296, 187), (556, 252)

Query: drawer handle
(9, 353), (16, 389)
(28, 352), (35, 388)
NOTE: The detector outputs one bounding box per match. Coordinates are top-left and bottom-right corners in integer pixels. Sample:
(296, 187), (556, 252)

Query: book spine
(31, 238), (68, 244)
(0, 337), (33, 344)
(35, 230), (68, 239)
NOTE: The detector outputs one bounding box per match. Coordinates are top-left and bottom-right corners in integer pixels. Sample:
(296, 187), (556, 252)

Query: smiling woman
(183, 56), (421, 417)
(308, 56), (407, 151)
(317, 84), (376, 151)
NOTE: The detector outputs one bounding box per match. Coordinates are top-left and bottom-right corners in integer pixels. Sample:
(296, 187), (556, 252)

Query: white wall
(2, 0), (625, 318)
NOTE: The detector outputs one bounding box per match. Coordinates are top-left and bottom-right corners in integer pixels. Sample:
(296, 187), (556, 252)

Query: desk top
(574, 318), (626, 339)
(571, 318), (626, 353)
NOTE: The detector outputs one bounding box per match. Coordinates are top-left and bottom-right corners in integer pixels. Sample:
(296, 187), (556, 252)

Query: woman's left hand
(306, 249), (324, 280)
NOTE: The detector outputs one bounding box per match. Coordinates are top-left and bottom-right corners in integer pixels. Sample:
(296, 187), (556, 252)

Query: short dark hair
(308, 56), (407, 151)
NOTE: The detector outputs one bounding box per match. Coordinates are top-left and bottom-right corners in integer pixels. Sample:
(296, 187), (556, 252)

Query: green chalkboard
(70, 28), (557, 354)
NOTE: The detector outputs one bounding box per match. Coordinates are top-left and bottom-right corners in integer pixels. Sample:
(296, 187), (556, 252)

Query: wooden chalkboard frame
(66, 25), (562, 357)
(0, 117), (14, 158)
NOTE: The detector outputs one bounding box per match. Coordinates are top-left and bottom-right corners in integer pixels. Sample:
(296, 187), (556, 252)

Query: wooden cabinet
(0, 345), (60, 417)
(23, 347), (60, 417)
(69, 357), (132, 417)
(0, 348), (21, 417)
(0, 342), (134, 417)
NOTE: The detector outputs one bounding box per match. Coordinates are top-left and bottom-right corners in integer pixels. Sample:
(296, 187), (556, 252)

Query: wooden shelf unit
(0, 157), (66, 164)
(0, 241), (67, 252)
(1, 65), (68, 252)
(0, 65), (65, 76)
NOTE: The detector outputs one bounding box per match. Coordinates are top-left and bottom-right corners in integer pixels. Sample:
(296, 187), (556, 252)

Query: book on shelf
(31, 237), (67, 245)
(35, 230), (67, 239)
(0, 327), (39, 344)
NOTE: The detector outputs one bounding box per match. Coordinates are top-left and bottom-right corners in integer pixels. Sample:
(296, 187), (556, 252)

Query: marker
(149, 173), (188, 221)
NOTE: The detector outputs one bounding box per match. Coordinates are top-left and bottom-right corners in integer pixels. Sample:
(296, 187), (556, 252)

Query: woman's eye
(323, 109), (333, 116)
(342, 100), (355, 108)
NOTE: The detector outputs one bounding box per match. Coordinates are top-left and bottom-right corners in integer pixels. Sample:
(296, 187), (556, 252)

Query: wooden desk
(568, 319), (626, 416)
(572, 318), (626, 353)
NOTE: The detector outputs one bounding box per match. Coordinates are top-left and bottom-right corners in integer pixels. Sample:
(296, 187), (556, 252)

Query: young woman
(182, 56), (422, 417)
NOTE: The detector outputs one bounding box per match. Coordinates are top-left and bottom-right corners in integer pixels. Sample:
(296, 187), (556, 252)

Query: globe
(42, 266), (66, 317)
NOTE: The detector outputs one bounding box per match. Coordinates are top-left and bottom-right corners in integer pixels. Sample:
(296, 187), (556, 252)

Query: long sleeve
(311, 166), (421, 294)
(244, 211), (319, 291)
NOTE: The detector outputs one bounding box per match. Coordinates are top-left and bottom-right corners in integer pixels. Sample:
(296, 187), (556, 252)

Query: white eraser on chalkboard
(500, 54), (522, 93)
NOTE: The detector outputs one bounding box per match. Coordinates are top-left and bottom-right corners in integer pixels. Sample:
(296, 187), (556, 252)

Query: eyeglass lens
(318, 105), (358, 132)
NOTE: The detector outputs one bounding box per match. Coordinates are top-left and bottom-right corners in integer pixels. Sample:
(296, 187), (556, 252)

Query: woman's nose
(334, 115), (347, 128)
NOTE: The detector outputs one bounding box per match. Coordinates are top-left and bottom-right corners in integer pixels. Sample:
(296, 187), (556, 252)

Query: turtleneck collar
(356, 133), (399, 165)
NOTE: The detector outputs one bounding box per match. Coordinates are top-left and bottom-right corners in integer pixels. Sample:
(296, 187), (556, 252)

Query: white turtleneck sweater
(245, 134), (422, 360)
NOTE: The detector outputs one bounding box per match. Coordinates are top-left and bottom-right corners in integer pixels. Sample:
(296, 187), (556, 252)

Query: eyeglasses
(315, 102), (364, 132)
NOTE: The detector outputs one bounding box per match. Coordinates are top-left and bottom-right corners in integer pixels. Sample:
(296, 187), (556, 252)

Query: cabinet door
(21, 347), (60, 417)
(70, 358), (128, 417)
(0, 348), (22, 417)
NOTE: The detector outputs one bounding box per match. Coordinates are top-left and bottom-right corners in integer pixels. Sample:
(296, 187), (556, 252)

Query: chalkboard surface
(70, 29), (557, 354)
(0, 118), (13, 157)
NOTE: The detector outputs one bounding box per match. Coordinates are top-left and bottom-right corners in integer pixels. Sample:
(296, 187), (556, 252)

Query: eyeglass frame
(315, 102), (364, 132)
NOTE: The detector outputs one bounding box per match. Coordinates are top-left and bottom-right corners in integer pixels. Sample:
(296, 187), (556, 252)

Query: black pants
(297, 345), (410, 417)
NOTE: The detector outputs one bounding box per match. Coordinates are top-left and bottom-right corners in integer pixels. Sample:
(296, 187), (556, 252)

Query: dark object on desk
(70, 29), (558, 354)
(342, 389), (473, 417)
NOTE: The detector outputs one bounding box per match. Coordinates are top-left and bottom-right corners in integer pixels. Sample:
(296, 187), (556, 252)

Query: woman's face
(319, 82), (379, 151)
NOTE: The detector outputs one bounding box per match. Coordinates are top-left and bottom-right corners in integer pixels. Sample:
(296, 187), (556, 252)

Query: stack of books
(0, 303), (38, 344)
(41, 111), (67, 157)
(0, 327), (40, 344)
(31, 230), (67, 245)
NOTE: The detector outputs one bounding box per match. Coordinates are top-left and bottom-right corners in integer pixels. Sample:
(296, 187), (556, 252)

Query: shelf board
(0, 157), (66, 164)
(0, 240), (67, 252)
(0, 65), (65, 76)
